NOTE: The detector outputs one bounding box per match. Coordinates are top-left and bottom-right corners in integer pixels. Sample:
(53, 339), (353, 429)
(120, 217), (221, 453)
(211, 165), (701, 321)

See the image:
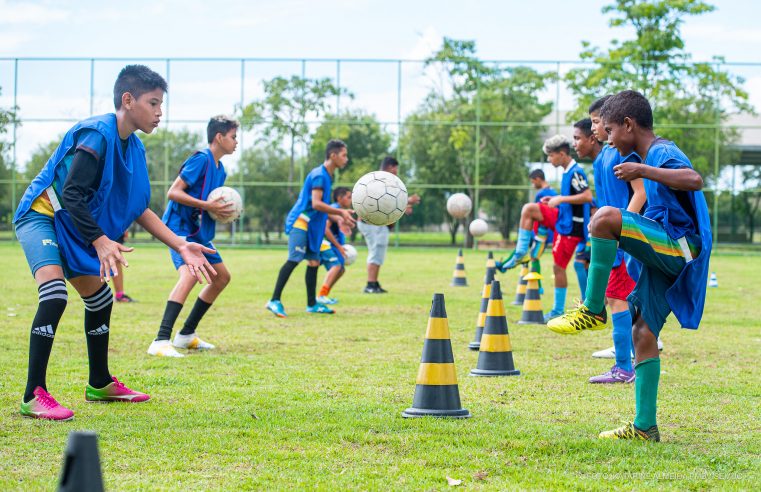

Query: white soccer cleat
(147, 339), (185, 357)
(591, 339), (664, 359)
(173, 333), (215, 350)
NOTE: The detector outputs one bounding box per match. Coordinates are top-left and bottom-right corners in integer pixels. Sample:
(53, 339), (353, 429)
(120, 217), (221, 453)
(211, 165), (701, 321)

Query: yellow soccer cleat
(547, 305), (609, 334)
(599, 421), (660, 442)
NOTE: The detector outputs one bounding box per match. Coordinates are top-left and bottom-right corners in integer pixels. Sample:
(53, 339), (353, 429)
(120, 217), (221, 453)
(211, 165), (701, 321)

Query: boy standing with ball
(148, 115), (239, 357)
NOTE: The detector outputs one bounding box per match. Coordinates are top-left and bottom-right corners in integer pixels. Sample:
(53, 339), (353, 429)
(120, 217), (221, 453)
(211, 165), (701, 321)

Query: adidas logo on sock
(87, 324), (109, 336)
(32, 325), (55, 338)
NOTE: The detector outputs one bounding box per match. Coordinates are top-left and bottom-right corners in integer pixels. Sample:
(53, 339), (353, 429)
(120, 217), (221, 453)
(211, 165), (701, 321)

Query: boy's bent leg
(70, 275), (114, 389)
(175, 262), (229, 350)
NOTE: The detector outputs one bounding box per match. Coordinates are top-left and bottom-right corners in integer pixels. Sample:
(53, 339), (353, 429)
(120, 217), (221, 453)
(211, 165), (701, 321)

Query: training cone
(518, 271), (544, 324)
(470, 280), (520, 376)
(469, 266), (496, 350)
(708, 272), (718, 288)
(57, 431), (104, 492)
(485, 251), (496, 269)
(402, 293), (471, 418)
(451, 249), (468, 286)
(511, 262), (530, 306)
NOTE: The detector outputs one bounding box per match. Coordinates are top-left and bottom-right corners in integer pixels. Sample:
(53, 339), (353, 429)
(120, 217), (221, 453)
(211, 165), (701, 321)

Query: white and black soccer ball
(207, 186), (243, 224)
(446, 193), (472, 219)
(352, 171), (408, 226)
(343, 244), (358, 266)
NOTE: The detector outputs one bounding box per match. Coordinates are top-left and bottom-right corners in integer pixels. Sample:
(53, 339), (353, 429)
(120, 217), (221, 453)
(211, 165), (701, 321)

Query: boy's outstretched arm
(614, 162), (703, 191)
(135, 208), (217, 284)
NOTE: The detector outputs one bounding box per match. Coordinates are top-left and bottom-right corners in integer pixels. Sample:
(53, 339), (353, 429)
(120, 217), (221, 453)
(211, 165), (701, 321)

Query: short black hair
(207, 115), (239, 144)
(529, 169), (545, 181)
(600, 90), (653, 130)
(333, 187), (350, 202)
(380, 156), (399, 171)
(325, 139), (347, 160)
(113, 64), (168, 109)
(573, 118), (594, 137)
(588, 95), (612, 115)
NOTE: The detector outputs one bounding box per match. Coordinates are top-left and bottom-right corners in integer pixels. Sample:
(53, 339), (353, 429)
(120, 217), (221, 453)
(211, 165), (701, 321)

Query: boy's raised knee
(590, 206), (622, 235)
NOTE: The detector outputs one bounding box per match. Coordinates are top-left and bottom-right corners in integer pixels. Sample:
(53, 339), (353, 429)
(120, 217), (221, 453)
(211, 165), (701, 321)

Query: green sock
(583, 236), (618, 313)
(633, 357), (660, 430)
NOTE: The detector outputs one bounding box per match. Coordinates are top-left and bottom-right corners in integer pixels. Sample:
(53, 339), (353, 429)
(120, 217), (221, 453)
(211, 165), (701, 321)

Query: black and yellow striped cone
(468, 266), (496, 351)
(485, 251), (496, 269)
(470, 280), (520, 376)
(511, 262), (530, 306)
(518, 271), (544, 325)
(451, 249), (468, 286)
(402, 293), (471, 418)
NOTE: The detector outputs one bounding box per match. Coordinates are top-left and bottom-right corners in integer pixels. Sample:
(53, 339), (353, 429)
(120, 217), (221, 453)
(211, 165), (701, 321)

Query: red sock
(319, 285), (330, 297)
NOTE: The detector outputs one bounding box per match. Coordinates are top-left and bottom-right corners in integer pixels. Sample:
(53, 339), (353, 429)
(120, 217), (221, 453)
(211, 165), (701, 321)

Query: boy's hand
(338, 245), (347, 259)
(205, 196), (235, 218)
(340, 209), (356, 228)
(614, 162), (646, 182)
(92, 235), (133, 282)
(178, 242), (218, 284)
(408, 193), (421, 205)
(546, 196), (564, 208)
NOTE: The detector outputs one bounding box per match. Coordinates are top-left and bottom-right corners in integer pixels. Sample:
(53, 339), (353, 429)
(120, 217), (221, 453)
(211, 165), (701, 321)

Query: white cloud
(0, 1), (69, 25)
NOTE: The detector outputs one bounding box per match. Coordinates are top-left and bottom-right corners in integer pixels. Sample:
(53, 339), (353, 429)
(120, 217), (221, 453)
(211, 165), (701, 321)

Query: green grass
(0, 243), (759, 490)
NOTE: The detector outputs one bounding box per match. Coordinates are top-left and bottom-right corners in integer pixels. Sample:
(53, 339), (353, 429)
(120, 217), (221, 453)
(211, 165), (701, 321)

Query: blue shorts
(15, 210), (76, 278)
(170, 236), (223, 270)
(287, 228), (320, 262)
(320, 245), (344, 271)
(619, 210), (700, 337)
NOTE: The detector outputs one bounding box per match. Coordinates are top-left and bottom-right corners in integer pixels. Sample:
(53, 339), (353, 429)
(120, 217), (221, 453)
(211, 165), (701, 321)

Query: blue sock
(553, 287), (567, 314)
(573, 261), (588, 301)
(612, 310), (634, 372)
(515, 228), (533, 256)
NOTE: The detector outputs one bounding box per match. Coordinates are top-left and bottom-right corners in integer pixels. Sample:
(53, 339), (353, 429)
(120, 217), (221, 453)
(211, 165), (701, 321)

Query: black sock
(306, 265), (318, 306)
(156, 301), (183, 341)
(180, 298), (212, 335)
(272, 260), (299, 301)
(83, 284), (113, 389)
(24, 279), (68, 402)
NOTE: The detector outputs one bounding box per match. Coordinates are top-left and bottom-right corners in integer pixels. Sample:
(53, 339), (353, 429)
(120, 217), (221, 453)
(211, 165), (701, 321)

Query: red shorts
(552, 234), (583, 269)
(605, 262), (636, 301)
(537, 203), (558, 231)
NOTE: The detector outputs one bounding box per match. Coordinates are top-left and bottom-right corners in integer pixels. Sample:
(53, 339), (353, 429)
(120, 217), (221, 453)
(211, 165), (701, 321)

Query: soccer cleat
(495, 251), (530, 273)
(147, 339), (185, 358)
(316, 295), (338, 305)
(173, 333), (215, 350)
(306, 302), (335, 314)
(265, 300), (287, 318)
(375, 284), (388, 293)
(599, 421), (660, 442)
(20, 387), (74, 421)
(86, 376), (150, 403)
(592, 339), (663, 358)
(589, 365), (635, 384)
(547, 305), (609, 334)
(115, 293), (137, 303)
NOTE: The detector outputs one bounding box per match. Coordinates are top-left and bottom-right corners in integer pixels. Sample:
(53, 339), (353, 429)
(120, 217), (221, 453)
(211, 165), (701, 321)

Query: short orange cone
(518, 271), (544, 324)
(470, 280), (520, 376)
(402, 293), (471, 418)
(468, 266), (496, 351)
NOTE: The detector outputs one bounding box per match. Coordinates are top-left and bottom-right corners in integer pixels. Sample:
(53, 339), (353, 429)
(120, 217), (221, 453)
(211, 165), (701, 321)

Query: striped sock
(24, 279), (68, 402)
(83, 284), (113, 389)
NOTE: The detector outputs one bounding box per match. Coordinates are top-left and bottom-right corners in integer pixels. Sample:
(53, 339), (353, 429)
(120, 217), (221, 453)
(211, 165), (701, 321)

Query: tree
(240, 76), (351, 196)
(0, 88), (18, 224)
(400, 38), (553, 244)
(308, 111), (393, 185)
(565, 0), (754, 179)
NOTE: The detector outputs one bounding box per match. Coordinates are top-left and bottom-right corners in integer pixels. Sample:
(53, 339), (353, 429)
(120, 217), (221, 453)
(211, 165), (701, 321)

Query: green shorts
(618, 210), (700, 337)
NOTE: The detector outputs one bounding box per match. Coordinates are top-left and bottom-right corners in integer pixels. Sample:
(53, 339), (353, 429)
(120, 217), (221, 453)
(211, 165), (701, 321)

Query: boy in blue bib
(265, 140), (355, 317)
(548, 90), (712, 442)
(148, 116), (239, 357)
(316, 187), (354, 305)
(13, 65), (217, 421)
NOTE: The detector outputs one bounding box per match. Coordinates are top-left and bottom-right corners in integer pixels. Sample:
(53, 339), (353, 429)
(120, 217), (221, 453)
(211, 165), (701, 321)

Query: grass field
(0, 242), (759, 490)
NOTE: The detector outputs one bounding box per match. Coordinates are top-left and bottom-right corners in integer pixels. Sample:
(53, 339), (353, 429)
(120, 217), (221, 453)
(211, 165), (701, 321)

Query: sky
(2, 0), (761, 169)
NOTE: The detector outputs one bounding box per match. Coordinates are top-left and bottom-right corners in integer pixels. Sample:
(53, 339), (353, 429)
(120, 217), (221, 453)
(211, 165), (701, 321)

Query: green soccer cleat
(599, 421), (660, 442)
(547, 305), (609, 334)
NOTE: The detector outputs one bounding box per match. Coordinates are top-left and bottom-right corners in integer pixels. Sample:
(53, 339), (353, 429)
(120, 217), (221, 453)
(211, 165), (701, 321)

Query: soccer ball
(469, 219), (488, 237)
(352, 171), (408, 226)
(446, 193), (472, 219)
(343, 244), (358, 266)
(207, 186), (243, 224)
